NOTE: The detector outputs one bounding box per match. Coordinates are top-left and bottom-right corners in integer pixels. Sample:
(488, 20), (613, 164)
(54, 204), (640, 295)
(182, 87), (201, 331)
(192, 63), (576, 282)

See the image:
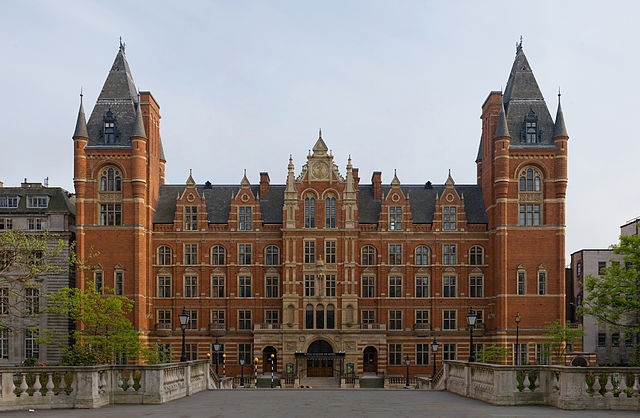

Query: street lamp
(178, 307), (190, 362)
(239, 357), (245, 387)
(213, 337), (221, 374)
(222, 353), (226, 376)
(466, 308), (477, 362)
(515, 312), (521, 365)
(270, 353), (275, 388)
(404, 355), (411, 388)
(254, 357), (259, 387)
(430, 337), (438, 378)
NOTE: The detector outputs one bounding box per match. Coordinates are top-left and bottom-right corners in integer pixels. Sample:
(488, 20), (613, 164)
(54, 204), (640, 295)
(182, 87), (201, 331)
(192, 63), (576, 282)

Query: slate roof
(0, 186), (75, 216)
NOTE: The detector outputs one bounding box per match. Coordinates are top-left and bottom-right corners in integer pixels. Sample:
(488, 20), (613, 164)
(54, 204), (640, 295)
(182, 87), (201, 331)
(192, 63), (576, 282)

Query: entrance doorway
(306, 340), (334, 377)
(363, 346), (378, 373)
(262, 346), (277, 374)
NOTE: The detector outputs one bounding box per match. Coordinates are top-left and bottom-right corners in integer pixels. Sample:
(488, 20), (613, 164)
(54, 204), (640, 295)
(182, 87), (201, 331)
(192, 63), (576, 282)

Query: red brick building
(72, 40), (568, 378)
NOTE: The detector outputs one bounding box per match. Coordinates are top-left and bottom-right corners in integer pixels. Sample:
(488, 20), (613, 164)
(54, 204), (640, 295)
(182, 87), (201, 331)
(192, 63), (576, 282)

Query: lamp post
(430, 337), (438, 378)
(213, 337), (221, 374)
(254, 357), (259, 388)
(239, 358), (245, 387)
(515, 312), (521, 365)
(404, 355), (411, 388)
(178, 307), (190, 362)
(466, 308), (477, 362)
(270, 353), (275, 388)
(222, 353), (226, 376)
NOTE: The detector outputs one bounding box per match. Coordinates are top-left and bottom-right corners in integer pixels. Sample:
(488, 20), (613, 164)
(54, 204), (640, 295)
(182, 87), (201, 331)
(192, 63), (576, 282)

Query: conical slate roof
(73, 94), (88, 138)
(553, 94), (568, 138)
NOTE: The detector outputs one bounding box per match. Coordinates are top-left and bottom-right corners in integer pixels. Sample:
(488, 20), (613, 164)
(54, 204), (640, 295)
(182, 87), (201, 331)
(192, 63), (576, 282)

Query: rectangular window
(157, 343), (171, 363)
(443, 343), (456, 360)
(389, 206), (402, 230)
(389, 343), (402, 365)
(443, 310), (457, 330)
(158, 275), (171, 297)
(598, 262), (606, 275)
(535, 343), (550, 365)
(389, 310), (402, 330)
(25, 288), (39, 315)
(0, 328), (8, 359)
(185, 344), (197, 361)
(443, 206), (456, 230)
(157, 309), (171, 326)
(474, 309), (484, 325)
(238, 310), (252, 330)
(304, 198), (315, 228)
(304, 274), (315, 297)
(415, 310), (429, 325)
(239, 276), (252, 297)
(326, 274), (336, 297)
(443, 244), (457, 265)
(416, 276), (429, 298)
(325, 240), (337, 264)
(469, 275), (483, 298)
(238, 244), (252, 265)
(0, 288), (8, 315)
(239, 206), (252, 231)
(265, 276), (279, 298)
(361, 276), (375, 298)
(325, 197), (336, 228)
(597, 332), (606, 347)
(612, 333), (620, 347)
(389, 276), (402, 298)
(184, 206), (198, 230)
(362, 310), (375, 325)
(100, 203), (122, 226)
(265, 310), (279, 324)
(389, 244), (402, 265)
(514, 343), (527, 365)
(517, 271), (525, 295)
(184, 275), (198, 297)
(519, 204), (541, 226)
(538, 272), (546, 295)
(304, 241), (315, 263)
(186, 310), (198, 330)
(0, 218), (13, 230)
(625, 333), (634, 347)
(443, 276), (457, 298)
(211, 310), (225, 328)
(416, 343), (429, 365)
(28, 218), (44, 231)
(239, 343), (252, 365)
(25, 329), (39, 359)
(184, 244), (198, 265)
(115, 271), (123, 295)
(211, 275), (225, 298)
(0, 196), (19, 208)
(94, 271), (103, 294)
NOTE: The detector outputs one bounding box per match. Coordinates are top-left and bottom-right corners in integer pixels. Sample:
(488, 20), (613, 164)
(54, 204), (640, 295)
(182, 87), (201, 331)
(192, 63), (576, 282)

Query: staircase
(299, 377), (340, 388)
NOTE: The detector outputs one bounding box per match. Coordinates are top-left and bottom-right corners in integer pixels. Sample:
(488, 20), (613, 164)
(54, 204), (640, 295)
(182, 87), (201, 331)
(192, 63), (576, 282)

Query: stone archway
(363, 346), (378, 374)
(306, 339), (334, 377)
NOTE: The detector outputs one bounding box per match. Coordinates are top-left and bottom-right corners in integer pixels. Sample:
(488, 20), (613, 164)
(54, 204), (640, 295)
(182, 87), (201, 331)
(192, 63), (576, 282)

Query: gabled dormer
(379, 170), (411, 231)
(229, 170), (261, 231)
(435, 171), (467, 232)
(173, 170), (206, 231)
(299, 130), (343, 184)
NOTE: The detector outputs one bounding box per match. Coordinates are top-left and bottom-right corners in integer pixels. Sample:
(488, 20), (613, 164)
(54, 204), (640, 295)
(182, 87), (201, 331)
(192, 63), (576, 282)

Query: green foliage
(47, 283), (142, 365)
(580, 232), (640, 365)
(477, 344), (509, 364)
(544, 320), (584, 364)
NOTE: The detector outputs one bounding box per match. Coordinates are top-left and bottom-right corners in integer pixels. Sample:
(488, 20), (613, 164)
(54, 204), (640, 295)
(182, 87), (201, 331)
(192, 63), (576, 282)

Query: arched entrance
(363, 346), (378, 373)
(262, 346), (277, 374)
(306, 340), (334, 377)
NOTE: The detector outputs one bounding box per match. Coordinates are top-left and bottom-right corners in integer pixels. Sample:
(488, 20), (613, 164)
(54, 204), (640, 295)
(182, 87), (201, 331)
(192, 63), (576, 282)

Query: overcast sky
(1, 1), (638, 260)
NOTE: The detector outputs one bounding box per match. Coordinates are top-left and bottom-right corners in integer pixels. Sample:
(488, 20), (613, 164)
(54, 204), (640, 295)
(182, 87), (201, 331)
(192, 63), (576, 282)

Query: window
(361, 246), (376, 265)
(185, 310), (198, 330)
(598, 262), (606, 275)
(538, 271), (546, 295)
(523, 110), (539, 143)
(517, 270), (526, 295)
(305, 305), (314, 329)
(518, 168), (542, 226)
(157, 245), (172, 265)
(0, 196), (19, 208)
(157, 276), (171, 297)
(265, 246), (279, 265)
(514, 343), (527, 365)
(362, 310), (375, 325)
(389, 310), (402, 330)
(415, 246), (430, 265)
(99, 167), (121, 192)
(389, 276), (402, 298)
(239, 343), (252, 365)
(265, 276), (279, 298)
(238, 244), (252, 265)
(0, 218), (12, 230)
(265, 310), (279, 324)
(443, 244), (457, 265)
(625, 333), (634, 347)
(184, 244), (198, 265)
(443, 310), (457, 330)
(389, 206), (402, 230)
(474, 309), (484, 325)
(325, 240), (336, 264)
(519, 204), (541, 226)
(535, 343), (550, 365)
(597, 333), (606, 347)
(25, 288), (39, 315)
(416, 276), (429, 298)
(443, 275), (456, 298)
(389, 244), (402, 265)
(415, 310), (429, 325)
(102, 110), (120, 144)
(325, 196), (336, 228)
(326, 274), (336, 297)
(25, 329), (39, 359)
(304, 274), (315, 297)
(239, 276), (252, 297)
(469, 275), (483, 298)
(304, 241), (315, 264)
(28, 218), (44, 231)
(469, 246), (483, 265)
(27, 196), (49, 208)
(184, 275), (198, 297)
(389, 343), (402, 365)
(184, 206), (197, 230)
(0, 328), (8, 359)
(327, 304), (335, 329)
(238, 310), (252, 330)
(316, 304), (325, 329)
(238, 206), (252, 231)
(443, 206), (456, 230)
(114, 271), (123, 295)
(211, 275), (225, 298)
(211, 310), (225, 327)
(304, 197), (316, 228)
(612, 333), (620, 347)
(157, 309), (171, 327)
(0, 288), (8, 314)
(100, 203), (122, 226)
(157, 344), (171, 363)
(211, 245), (225, 265)
(94, 270), (103, 293)
(416, 343), (429, 365)
(361, 276), (375, 298)
(443, 343), (456, 360)
(184, 344), (197, 361)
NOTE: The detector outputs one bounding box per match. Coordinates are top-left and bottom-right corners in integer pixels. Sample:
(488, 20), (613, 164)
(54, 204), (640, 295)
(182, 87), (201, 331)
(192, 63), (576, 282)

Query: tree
(544, 320), (584, 365)
(477, 344), (509, 364)
(46, 283), (143, 365)
(580, 232), (640, 365)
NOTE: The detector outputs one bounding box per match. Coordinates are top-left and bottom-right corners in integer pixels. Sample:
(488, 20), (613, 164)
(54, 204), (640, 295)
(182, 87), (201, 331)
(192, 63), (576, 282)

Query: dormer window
(0, 196), (19, 208)
(27, 196), (49, 208)
(522, 109), (539, 144)
(102, 109), (120, 144)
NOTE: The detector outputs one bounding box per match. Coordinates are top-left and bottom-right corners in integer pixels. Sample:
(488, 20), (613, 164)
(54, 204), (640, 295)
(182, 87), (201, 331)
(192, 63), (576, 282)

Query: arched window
(157, 245), (172, 265)
(469, 246), (484, 265)
(361, 245), (376, 265)
(519, 168), (541, 192)
(325, 196), (336, 228)
(305, 304), (314, 329)
(265, 245), (279, 265)
(100, 167), (122, 192)
(327, 304), (336, 329)
(518, 167), (543, 226)
(304, 196), (316, 228)
(211, 245), (225, 265)
(415, 245), (430, 265)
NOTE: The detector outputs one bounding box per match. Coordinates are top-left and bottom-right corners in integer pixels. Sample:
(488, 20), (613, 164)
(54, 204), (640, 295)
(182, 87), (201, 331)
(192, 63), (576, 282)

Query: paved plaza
(2, 389), (638, 418)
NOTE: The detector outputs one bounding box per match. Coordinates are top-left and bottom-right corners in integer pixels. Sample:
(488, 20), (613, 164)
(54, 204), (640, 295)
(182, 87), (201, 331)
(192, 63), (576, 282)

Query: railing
(360, 323), (386, 330)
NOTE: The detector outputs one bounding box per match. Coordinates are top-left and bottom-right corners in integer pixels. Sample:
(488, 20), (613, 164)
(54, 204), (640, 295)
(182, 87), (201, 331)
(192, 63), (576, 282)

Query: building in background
(72, 40), (568, 377)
